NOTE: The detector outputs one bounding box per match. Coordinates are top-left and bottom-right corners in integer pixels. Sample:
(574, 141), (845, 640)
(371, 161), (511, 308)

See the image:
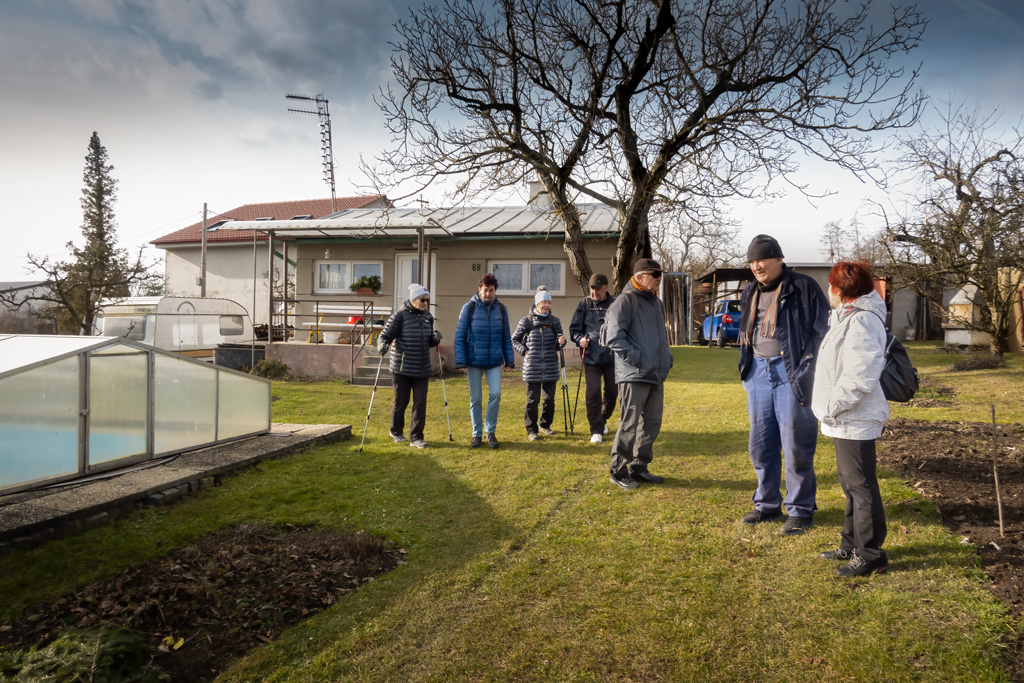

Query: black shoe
(610, 475), (640, 490)
(821, 547), (852, 561)
(779, 516), (814, 536)
(470, 435), (482, 448)
(741, 509), (783, 525)
(485, 432), (499, 449)
(836, 551), (890, 577)
(630, 471), (664, 484)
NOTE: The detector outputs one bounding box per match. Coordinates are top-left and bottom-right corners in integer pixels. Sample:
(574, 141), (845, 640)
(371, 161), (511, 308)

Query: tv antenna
(286, 93), (336, 212)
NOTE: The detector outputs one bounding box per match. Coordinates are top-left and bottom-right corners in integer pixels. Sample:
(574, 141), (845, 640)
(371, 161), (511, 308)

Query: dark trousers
(610, 381), (663, 480)
(524, 381), (556, 434)
(584, 361), (618, 435)
(391, 374), (429, 441)
(834, 437), (887, 562)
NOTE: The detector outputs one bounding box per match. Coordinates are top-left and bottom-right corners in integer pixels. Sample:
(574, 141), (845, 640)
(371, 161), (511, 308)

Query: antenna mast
(285, 93), (336, 212)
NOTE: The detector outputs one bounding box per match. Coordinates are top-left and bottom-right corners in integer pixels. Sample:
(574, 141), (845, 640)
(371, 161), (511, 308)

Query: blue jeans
(743, 356), (818, 518)
(467, 365), (503, 436)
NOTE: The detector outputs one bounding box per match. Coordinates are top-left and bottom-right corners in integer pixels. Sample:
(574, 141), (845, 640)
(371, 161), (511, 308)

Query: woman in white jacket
(812, 261), (890, 577)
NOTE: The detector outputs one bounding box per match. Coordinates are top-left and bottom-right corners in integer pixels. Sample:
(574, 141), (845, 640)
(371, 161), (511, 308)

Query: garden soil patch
(0, 524), (402, 682)
(877, 416), (1024, 680)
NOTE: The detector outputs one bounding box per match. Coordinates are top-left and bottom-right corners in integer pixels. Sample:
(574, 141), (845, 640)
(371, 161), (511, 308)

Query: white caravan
(95, 297), (254, 358)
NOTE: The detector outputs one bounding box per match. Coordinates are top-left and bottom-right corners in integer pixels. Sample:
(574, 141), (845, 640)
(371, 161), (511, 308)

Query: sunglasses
(644, 271), (663, 279)
(418, 298), (430, 303)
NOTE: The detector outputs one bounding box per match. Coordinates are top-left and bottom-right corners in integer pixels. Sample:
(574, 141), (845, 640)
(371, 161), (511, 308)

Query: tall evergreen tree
(3, 132), (156, 334)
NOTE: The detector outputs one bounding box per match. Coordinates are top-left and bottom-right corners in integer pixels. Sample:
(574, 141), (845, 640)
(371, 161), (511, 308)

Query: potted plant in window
(350, 274), (382, 295)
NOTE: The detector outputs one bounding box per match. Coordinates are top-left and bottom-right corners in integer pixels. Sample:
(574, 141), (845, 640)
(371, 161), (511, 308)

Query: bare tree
(885, 104), (1024, 354)
(649, 209), (741, 278)
(819, 218), (888, 264)
(369, 0), (925, 292)
(1, 133), (156, 334)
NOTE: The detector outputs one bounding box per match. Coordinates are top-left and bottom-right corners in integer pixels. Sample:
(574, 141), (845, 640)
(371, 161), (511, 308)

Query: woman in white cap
(377, 284), (442, 448)
(511, 286), (566, 440)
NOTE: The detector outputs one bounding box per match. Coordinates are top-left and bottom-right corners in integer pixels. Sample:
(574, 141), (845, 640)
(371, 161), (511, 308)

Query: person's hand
(579, 337), (590, 349)
(377, 341), (390, 356)
(557, 335), (566, 347)
(504, 364), (515, 371)
(432, 330), (443, 343)
(521, 349), (528, 357)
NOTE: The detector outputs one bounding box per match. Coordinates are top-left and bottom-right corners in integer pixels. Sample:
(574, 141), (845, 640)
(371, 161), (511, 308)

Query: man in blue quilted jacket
(455, 273), (515, 449)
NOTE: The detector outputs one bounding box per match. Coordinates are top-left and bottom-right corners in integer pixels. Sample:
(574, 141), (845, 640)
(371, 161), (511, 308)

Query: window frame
(313, 260), (384, 294)
(488, 259), (566, 296)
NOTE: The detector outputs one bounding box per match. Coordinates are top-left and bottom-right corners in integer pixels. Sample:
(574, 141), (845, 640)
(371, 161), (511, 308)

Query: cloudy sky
(1, 0), (1023, 281)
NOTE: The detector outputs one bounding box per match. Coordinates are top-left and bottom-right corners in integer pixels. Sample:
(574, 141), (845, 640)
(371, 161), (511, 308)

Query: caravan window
(315, 261), (383, 294)
(489, 260), (565, 296)
(102, 316), (147, 341)
(219, 315), (245, 336)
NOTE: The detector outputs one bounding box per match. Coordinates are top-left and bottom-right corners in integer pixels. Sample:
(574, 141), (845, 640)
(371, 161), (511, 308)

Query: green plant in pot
(350, 274), (382, 294)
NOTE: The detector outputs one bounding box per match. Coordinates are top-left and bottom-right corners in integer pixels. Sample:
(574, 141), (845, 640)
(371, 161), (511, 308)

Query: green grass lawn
(2, 344), (1022, 681)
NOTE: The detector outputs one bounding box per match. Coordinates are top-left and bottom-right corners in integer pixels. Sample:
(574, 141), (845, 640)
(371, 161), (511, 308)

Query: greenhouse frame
(0, 335), (271, 496)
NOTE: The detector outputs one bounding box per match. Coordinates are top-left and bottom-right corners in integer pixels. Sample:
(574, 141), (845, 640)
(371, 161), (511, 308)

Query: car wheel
(716, 327), (728, 348)
(698, 327), (708, 346)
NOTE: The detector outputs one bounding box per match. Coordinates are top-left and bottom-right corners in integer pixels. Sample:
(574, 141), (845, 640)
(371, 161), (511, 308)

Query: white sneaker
(590, 433), (602, 444)
(603, 424), (609, 434)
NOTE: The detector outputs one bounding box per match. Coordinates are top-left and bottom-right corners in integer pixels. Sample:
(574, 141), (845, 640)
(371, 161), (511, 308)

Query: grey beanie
(534, 286), (552, 305)
(408, 283), (429, 301)
(746, 234), (785, 262)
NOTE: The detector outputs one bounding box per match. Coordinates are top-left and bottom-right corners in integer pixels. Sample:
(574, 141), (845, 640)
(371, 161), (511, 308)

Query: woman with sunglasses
(378, 284), (442, 448)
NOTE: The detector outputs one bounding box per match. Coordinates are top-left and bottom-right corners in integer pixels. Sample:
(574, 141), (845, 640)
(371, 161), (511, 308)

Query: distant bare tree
(650, 210), (742, 279)
(819, 218), (887, 264)
(884, 104), (1024, 354)
(369, 0), (925, 292)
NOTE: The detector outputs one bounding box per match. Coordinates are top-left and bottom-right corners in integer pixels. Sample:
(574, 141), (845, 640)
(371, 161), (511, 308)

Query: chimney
(527, 180), (553, 211)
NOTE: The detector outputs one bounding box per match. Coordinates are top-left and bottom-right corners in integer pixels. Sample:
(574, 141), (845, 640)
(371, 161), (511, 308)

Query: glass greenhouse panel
(89, 345), (148, 465)
(0, 356), (80, 488)
(217, 370), (270, 439)
(154, 354), (216, 453)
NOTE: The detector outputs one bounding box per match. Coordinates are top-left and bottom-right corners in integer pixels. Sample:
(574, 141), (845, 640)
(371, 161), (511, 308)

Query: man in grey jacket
(600, 258), (674, 490)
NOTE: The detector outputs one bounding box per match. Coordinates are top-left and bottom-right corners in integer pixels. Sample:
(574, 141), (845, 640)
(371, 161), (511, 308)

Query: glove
(378, 341), (390, 356)
(432, 330), (443, 344)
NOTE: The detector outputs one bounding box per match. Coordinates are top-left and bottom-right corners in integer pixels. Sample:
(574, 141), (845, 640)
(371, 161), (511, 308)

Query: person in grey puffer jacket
(512, 287), (566, 440)
(378, 284), (441, 448)
(599, 258), (674, 490)
(811, 261), (891, 578)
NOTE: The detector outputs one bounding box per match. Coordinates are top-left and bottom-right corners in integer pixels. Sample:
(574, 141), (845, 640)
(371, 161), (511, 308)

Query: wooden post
(992, 404), (1005, 537)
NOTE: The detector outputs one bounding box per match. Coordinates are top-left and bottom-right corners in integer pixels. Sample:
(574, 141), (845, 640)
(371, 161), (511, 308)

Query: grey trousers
(609, 381), (664, 480)
(834, 437), (887, 561)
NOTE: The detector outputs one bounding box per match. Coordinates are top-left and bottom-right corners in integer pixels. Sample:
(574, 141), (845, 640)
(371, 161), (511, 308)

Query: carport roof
(215, 204), (620, 239)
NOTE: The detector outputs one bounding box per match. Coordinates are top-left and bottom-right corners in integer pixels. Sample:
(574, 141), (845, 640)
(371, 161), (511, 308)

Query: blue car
(699, 299), (742, 347)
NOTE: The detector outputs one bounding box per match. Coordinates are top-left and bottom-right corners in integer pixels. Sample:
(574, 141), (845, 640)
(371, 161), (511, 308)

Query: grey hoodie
(811, 289), (890, 440)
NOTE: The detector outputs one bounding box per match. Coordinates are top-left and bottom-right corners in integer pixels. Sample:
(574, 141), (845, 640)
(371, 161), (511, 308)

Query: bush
(950, 354), (1006, 372)
(250, 358), (289, 379)
(0, 624), (166, 682)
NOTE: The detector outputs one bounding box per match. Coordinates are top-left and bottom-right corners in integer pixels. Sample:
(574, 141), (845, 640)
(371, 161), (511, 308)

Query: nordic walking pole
(559, 346), (572, 435)
(358, 351), (386, 455)
(572, 345), (586, 432)
(437, 345), (454, 441)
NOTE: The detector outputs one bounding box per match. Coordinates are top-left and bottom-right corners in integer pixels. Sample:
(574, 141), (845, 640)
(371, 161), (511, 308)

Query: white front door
(394, 253), (437, 312)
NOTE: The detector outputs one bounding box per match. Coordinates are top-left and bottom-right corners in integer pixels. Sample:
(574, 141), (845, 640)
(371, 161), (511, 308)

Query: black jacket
(738, 265), (829, 407)
(511, 307), (565, 384)
(568, 294), (615, 365)
(378, 300), (440, 378)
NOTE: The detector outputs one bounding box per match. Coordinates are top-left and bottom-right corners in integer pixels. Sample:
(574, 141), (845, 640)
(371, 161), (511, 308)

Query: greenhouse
(0, 335), (271, 496)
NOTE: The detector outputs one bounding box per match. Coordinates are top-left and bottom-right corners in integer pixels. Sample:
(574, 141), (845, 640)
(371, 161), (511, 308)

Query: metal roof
(215, 204), (620, 240)
(0, 335), (120, 378)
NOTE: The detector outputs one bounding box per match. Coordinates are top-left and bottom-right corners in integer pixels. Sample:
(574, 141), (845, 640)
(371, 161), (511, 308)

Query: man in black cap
(738, 235), (829, 533)
(569, 273), (618, 444)
(600, 258), (674, 490)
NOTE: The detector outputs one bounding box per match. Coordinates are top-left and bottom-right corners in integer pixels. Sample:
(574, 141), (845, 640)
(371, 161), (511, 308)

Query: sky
(1, 0), (1023, 281)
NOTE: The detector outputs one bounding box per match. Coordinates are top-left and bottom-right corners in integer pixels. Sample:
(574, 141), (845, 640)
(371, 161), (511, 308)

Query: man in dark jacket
(569, 273), (617, 444)
(738, 235), (829, 534)
(378, 284), (442, 448)
(600, 258), (674, 490)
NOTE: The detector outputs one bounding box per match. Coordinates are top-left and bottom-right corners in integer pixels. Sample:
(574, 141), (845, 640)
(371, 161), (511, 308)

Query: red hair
(478, 273), (499, 289)
(828, 261), (874, 300)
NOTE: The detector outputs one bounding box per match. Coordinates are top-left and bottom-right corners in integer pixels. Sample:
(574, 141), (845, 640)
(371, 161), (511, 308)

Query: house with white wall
(150, 196), (390, 326)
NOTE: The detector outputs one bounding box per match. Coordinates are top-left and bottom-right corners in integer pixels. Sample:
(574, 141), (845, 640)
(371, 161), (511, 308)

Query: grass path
(1, 345), (1020, 681)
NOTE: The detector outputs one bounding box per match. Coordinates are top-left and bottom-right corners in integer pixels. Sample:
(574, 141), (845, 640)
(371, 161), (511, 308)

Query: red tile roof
(150, 196), (388, 246)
